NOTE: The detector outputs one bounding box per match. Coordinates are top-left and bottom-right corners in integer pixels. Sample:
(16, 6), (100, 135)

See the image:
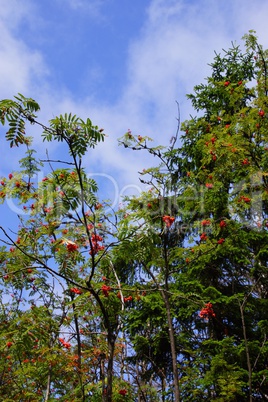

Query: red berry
(205, 183), (213, 189)
(124, 296), (133, 302)
(162, 215), (175, 228)
(101, 285), (111, 297)
(70, 287), (82, 295)
(66, 243), (79, 252)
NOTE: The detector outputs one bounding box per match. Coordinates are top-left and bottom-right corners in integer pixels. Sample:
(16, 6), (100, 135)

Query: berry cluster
(199, 302), (216, 319)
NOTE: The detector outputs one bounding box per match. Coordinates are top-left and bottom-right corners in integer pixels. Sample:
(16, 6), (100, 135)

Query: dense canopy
(0, 31), (268, 402)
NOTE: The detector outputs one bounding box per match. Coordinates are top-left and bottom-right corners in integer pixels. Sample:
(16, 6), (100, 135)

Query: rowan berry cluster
(162, 215), (175, 228)
(59, 338), (71, 349)
(199, 302), (216, 319)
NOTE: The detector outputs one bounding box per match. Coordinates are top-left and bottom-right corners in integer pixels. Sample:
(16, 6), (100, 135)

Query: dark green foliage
(117, 32), (268, 401)
(1, 32), (268, 402)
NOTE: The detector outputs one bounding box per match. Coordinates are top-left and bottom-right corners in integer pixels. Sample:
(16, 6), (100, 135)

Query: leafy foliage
(1, 32), (268, 401)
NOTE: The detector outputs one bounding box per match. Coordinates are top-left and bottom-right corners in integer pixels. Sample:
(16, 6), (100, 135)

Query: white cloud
(89, 0), (268, 191)
(113, 0), (268, 145)
(0, 28), (47, 98)
(2, 0), (268, 198)
(0, 0), (50, 177)
(0, 0), (48, 98)
(58, 0), (105, 16)
(0, 0), (32, 29)
(33, 0), (268, 189)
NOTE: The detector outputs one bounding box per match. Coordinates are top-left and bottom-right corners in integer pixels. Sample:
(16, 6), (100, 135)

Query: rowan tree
(1, 30), (268, 402)
(0, 96), (134, 402)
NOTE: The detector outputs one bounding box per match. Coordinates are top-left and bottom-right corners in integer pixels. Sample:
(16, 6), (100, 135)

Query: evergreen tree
(1, 31), (268, 402)
(119, 31), (268, 401)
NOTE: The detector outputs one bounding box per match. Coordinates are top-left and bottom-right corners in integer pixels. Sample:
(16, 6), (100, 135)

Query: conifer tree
(1, 31), (268, 402)
(119, 31), (268, 401)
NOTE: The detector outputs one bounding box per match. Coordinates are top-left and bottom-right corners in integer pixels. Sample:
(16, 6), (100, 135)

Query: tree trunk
(161, 289), (180, 402)
(105, 332), (116, 402)
(240, 300), (253, 402)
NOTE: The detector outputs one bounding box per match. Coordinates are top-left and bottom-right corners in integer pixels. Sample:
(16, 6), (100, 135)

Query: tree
(175, 31), (268, 401)
(1, 31), (268, 402)
(118, 31), (268, 401)
(0, 95), (134, 401)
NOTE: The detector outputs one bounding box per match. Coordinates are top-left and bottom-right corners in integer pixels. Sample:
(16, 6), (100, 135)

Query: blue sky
(1, 0), (268, 213)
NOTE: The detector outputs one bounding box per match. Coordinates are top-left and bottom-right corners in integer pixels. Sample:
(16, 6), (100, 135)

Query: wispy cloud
(0, 1), (48, 98)
(58, 0), (105, 16)
(1, 0), (268, 197)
